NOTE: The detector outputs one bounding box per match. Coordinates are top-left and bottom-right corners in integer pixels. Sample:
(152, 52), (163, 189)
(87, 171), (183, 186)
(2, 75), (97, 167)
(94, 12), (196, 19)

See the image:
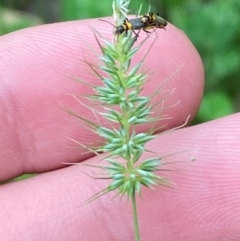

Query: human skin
(0, 18), (240, 241)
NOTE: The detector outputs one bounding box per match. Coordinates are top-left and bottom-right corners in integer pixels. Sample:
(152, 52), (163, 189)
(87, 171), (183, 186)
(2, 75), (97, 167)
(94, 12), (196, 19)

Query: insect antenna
(98, 19), (116, 28)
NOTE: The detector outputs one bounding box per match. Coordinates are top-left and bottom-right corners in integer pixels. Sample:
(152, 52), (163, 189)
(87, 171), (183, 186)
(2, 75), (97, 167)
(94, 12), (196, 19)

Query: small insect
(116, 12), (167, 36)
(99, 12), (167, 38)
(141, 12), (167, 30)
(114, 18), (148, 36)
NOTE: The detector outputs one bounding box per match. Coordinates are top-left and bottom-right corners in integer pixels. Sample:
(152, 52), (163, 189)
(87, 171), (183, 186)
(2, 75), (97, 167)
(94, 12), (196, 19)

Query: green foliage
(197, 91), (235, 122)
(0, 6), (43, 35)
(59, 0), (113, 20)
(166, 0), (240, 122)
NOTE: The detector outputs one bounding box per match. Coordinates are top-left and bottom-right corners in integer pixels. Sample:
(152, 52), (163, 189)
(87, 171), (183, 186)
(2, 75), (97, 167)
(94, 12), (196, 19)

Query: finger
(0, 18), (204, 180)
(0, 113), (239, 241)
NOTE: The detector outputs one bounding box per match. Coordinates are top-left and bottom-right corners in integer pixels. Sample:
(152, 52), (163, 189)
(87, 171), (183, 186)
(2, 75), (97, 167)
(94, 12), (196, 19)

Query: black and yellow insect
(115, 18), (148, 36)
(141, 12), (167, 30)
(115, 12), (167, 36)
(99, 12), (167, 38)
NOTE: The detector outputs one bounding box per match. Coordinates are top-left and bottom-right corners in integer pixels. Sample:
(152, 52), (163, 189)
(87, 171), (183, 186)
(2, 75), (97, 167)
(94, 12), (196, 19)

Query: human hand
(0, 18), (239, 241)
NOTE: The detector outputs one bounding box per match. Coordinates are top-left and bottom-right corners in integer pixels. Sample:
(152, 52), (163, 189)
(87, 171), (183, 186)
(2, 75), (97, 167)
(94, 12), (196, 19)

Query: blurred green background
(1, 0), (240, 123)
(0, 0), (240, 181)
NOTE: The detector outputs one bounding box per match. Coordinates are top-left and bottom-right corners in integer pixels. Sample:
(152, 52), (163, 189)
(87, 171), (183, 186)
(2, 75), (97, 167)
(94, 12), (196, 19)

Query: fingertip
(136, 22), (204, 126)
(0, 18), (204, 179)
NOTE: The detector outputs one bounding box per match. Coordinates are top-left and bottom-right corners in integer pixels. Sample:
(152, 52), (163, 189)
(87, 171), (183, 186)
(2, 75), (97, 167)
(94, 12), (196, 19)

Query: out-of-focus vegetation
(0, 6), (43, 34)
(1, 0), (239, 123)
(0, 0), (239, 181)
(163, 0), (240, 123)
